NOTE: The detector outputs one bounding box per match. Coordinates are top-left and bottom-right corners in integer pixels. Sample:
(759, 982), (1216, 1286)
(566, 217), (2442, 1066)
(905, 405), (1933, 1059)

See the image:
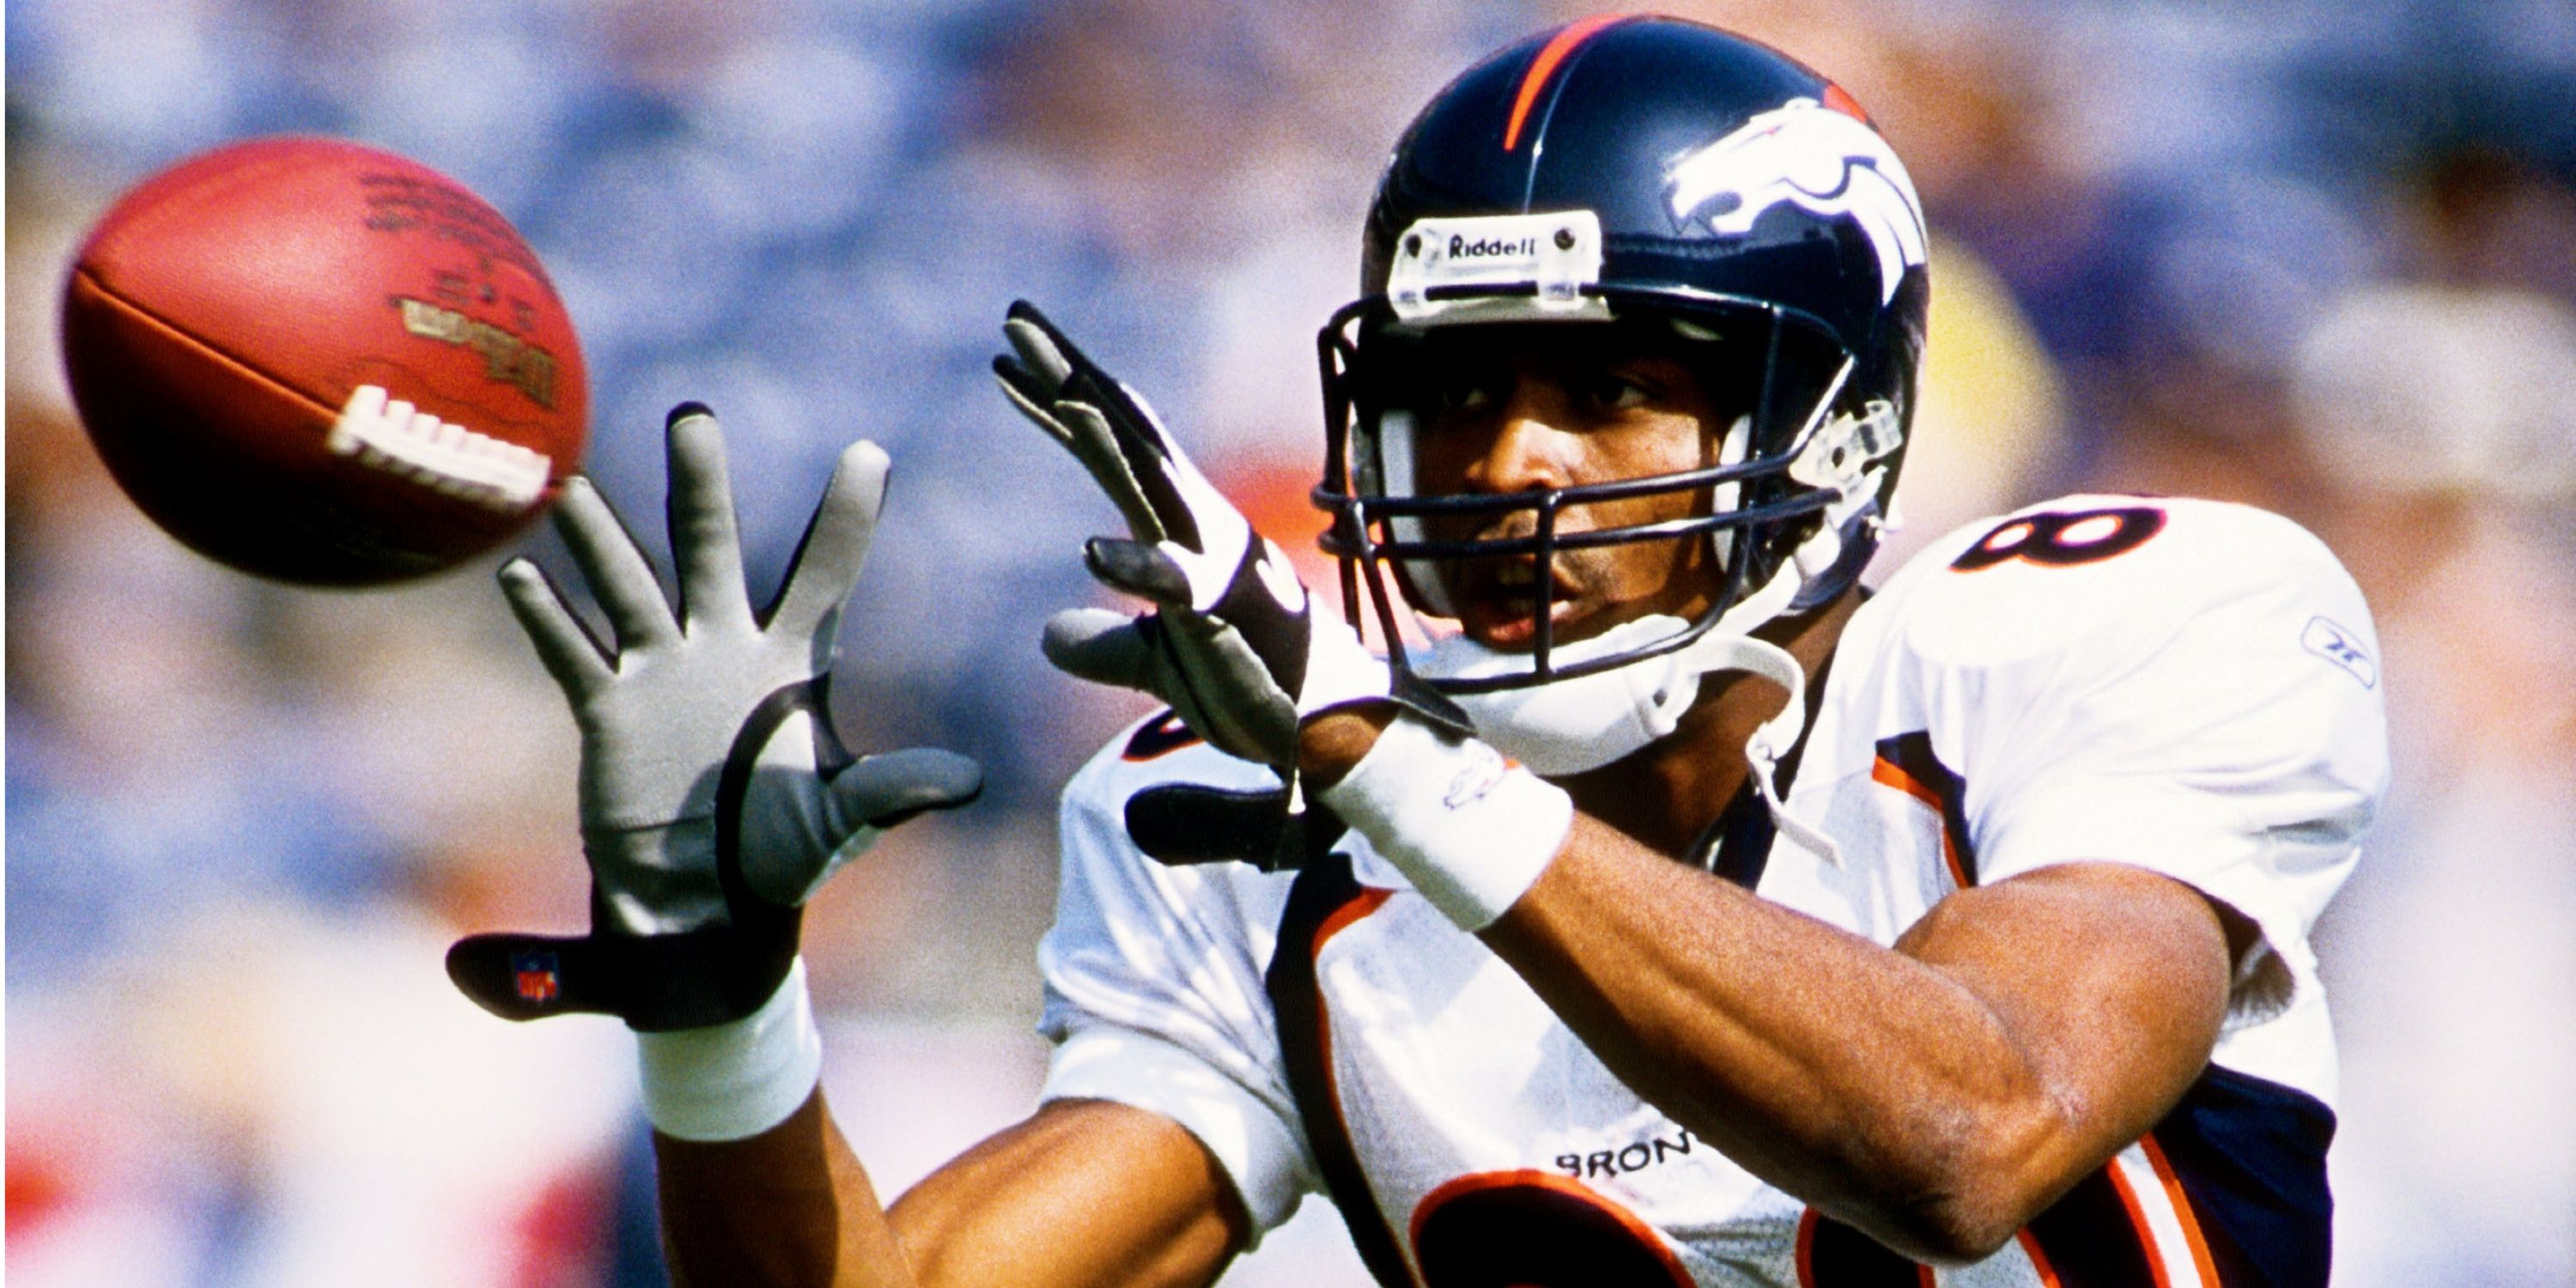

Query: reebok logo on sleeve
(2301, 617), (2377, 689)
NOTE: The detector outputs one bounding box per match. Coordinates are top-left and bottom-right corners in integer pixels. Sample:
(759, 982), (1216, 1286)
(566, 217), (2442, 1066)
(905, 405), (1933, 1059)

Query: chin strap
(1687, 632), (1840, 866)
(1650, 398), (1894, 864)
(1634, 549), (1807, 732)
(1574, 549), (1835, 865)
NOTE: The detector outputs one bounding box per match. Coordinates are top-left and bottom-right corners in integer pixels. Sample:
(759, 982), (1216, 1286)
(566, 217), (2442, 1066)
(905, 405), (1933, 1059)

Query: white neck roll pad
(1417, 555), (1804, 775)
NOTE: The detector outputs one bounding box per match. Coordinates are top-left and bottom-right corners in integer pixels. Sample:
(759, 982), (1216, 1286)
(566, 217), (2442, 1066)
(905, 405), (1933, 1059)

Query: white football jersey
(1036, 496), (2387, 1288)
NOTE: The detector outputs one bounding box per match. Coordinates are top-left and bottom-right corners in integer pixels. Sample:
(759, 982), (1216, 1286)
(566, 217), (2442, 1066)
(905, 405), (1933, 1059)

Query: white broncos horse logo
(1665, 97), (1929, 306)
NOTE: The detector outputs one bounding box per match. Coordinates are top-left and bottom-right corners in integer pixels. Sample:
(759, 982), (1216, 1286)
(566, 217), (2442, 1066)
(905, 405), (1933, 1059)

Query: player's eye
(1443, 378), (1497, 412)
(1584, 373), (1653, 412)
(1406, 368), (1499, 416)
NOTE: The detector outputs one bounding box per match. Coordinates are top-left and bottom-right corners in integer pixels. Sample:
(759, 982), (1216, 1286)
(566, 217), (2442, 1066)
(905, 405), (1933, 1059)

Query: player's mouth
(1455, 558), (1590, 648)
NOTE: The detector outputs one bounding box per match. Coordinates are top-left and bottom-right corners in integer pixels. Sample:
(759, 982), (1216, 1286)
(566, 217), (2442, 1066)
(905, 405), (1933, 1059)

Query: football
(58, 137), (587, 586)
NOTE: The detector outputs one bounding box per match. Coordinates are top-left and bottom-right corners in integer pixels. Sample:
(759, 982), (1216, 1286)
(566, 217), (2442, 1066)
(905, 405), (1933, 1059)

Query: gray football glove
(447, 404), (981, 1031)
(994, 301), (1460, 779)
(996, 303), (1470, 872)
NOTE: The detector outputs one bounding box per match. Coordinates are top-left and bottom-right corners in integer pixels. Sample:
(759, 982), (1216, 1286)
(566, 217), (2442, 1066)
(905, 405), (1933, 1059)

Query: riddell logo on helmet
(1386, 210), (1605, 321)
(1448, 234), (1539, 261)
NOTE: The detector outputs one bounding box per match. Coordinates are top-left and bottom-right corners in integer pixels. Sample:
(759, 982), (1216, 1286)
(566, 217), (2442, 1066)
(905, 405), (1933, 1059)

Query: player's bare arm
(653, 1091), (1244, 1288)
(650, 1091), (902, 1286)
(885, 1097), (1247, 1286)
(1498, 846), (2233, 1262)
(1308, 689), (2233, 1262)
(1296, 576), (2238, 1264)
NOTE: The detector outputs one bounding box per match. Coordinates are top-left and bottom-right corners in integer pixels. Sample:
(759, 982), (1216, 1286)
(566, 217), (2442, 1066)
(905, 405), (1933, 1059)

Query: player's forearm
(886, 1098), (1249, 1287)
(1477, 826), (2065, 1258)
(1491, 828), (2245, 1264)
(637, 964), (920, 1287)
(1305, 710), (2220, 1259)
(656, 1058), (1246, 1288)
(655, 1091), (917, 1288)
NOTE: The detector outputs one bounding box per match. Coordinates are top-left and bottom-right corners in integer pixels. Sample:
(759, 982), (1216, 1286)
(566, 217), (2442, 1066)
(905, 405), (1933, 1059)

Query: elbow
(1872, 1189), (2035, 1267)
(1830, 1104), (2071, 1266)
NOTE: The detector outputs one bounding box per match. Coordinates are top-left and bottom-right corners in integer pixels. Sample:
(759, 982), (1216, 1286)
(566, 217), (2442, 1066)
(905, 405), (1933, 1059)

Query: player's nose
(1461, 380), (1578, 496)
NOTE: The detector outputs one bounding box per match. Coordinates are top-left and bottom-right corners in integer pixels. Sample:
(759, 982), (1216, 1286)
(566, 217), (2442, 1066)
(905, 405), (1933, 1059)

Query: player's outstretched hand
(994, 301), (1452, 780)
(447, 405), (981, 1031)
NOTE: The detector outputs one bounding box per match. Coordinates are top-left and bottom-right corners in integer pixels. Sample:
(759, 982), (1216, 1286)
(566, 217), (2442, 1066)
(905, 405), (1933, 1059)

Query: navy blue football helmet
(1315, 15), (1931, 693)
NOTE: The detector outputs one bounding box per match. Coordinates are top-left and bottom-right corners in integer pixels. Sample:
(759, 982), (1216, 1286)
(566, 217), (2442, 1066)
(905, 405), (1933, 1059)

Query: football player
(452, 16), (2386, 1287)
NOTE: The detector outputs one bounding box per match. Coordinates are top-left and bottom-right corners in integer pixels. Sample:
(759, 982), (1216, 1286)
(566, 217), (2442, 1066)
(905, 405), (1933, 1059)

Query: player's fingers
(751, 745), (987, 906)
(1007, 304), (1151, 446)
(664, 404), (756, 633)
(1041, 607), (1158, 691)
(1048, 400), (1172, 545)
(498, 557), (612, 695)
(993, 365), (1078, 451)
(996, 371), (1174, 549)
(1084, 537), (1194, 608)
(552, 475), (679, 651)
(1002, 301), (1078, 389)
(991, 362), (1133, 507)
(829, 748), (987, 829)
(766, 439), (889, 636)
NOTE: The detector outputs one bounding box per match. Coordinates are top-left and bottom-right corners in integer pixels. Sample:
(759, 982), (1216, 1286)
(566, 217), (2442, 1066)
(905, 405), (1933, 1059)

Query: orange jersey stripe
(2142, 1134), (2224, 1287)
(2103, 1153), (2179, 1288)
(2015, 1226), (2067, 1287)
(1869, 755), (1944, 810)
(1871, 756), (1974, 889)
(1315, 885), (1394, 954)
(1794, 1207), (1820, 1287)
(1308, 884), (1394, 1230)
(1504, 13), (1631, 151)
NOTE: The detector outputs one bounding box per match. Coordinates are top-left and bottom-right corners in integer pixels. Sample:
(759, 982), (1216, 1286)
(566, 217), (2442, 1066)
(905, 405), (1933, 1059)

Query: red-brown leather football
(59, 137), (587, 586)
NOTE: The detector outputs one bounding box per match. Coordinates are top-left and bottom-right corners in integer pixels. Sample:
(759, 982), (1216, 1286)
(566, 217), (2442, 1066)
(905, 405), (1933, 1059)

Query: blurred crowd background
(7, 0), (2572, 1284)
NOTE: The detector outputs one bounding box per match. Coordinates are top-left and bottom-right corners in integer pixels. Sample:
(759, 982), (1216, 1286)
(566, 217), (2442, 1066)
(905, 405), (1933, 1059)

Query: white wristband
(635, 958), (825, 1142)
(1318, 714), (1574, 931)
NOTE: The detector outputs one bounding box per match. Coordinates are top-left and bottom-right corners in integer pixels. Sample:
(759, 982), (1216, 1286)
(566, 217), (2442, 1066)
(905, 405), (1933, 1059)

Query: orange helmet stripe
(1822, 81), (1873, 123)
(1504, 13), (1633, 152)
